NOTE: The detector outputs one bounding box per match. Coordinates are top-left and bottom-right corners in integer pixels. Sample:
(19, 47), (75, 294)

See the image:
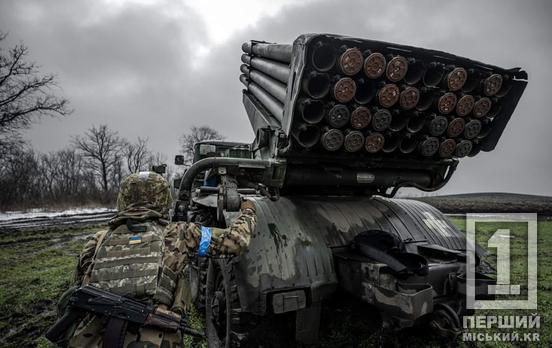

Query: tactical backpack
(87, 219), (177, 306)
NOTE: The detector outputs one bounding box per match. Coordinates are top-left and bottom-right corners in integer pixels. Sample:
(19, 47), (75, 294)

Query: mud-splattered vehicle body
(172, 34), (527, 346)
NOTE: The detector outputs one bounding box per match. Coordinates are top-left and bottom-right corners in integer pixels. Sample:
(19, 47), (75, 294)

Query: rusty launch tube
(447, 117), (465, 138)
(332, 77), (356, 103)
(338, 47), (363, 76)
(456, 95), (475, 117)
(240, 74), (284, 122)
(350, 106), (371, 129)
(444, 67), (468, 92)
(241, 54), (290, 84)
(377, 83), (400, 108)
(365, 132), (385, 153)
(386, 55), (409, 82)
(241, 64), (287, 103)
(438, 138), (457, 158)
(437, 92), (457, 115)
(363, 52), (386, 79)
(242, 41), (292, 64)
(399, 86), (420, 110)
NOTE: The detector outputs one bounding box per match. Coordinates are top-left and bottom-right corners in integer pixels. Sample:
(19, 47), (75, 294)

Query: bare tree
(73, 125), (123, 200)
(122, 137), (151, 173)
(0, 32), (71, 154)
(39, 151), (61, 200)
(0, 143), (39, 209)
(1, 144), (107, 210)
(110, 153), (125, 191)
(0, 132), (25, 159)
(38, 149), (95, 203)
(180, 125), (224, 164)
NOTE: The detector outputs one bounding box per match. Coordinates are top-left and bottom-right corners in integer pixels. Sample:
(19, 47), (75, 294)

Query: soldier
(59, 171), (256, 347)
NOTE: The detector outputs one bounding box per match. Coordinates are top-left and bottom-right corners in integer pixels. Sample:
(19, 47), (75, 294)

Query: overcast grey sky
(1, 0), (551, 195)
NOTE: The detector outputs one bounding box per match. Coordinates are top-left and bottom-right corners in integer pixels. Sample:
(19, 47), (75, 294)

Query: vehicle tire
(205, 258), (250, 347)
(205, 259), (294, 348)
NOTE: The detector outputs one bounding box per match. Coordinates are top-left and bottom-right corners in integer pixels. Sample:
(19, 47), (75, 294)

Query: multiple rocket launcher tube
(240, 39), (511, 158)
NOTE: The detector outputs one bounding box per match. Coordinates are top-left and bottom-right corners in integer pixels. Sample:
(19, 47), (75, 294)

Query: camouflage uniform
(68, 172), (256, 348)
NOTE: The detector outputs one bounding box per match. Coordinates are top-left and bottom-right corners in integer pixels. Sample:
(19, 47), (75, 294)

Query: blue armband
(198, 226), (212, 257)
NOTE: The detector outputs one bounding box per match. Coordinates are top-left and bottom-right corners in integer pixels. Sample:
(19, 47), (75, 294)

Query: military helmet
(117, 171), (172, 216)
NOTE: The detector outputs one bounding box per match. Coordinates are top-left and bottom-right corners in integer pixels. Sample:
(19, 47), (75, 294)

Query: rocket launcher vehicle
(239, 34), (527, 196)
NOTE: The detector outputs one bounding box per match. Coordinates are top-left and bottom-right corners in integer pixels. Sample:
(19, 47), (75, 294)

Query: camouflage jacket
(76, 206), (256, 286)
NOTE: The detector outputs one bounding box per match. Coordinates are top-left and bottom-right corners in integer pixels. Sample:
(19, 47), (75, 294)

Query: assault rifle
(45, 285), (204, 346)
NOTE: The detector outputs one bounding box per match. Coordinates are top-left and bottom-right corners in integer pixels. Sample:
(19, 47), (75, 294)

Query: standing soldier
(49, 171), (256, 347)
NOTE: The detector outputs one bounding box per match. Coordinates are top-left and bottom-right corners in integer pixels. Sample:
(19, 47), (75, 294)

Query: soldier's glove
(240, 199), (256, 214)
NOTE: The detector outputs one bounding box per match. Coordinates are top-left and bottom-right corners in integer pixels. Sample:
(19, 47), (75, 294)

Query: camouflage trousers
(69, 316), (183, 348)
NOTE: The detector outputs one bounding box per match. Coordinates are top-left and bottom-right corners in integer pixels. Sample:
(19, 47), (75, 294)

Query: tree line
(0, 123), (225, 211)
(0, 124), (169, 210)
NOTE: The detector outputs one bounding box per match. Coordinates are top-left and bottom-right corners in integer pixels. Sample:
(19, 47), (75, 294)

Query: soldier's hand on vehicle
(240, 198), (256, 213)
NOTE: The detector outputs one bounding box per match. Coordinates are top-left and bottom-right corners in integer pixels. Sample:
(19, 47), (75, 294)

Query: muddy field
(1, 197), (551, 347)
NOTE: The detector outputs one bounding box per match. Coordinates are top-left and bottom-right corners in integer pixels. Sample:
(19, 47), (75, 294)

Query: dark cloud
(1, 0), (551, 195)
(1, 0), (209, 153)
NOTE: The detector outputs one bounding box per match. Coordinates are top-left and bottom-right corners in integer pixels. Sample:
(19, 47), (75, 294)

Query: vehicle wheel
(205, 259), (294, 347)
(205, 259), (248, 347)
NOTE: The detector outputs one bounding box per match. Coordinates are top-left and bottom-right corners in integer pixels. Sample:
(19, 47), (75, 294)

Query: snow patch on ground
(0, 207), (115, 221)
